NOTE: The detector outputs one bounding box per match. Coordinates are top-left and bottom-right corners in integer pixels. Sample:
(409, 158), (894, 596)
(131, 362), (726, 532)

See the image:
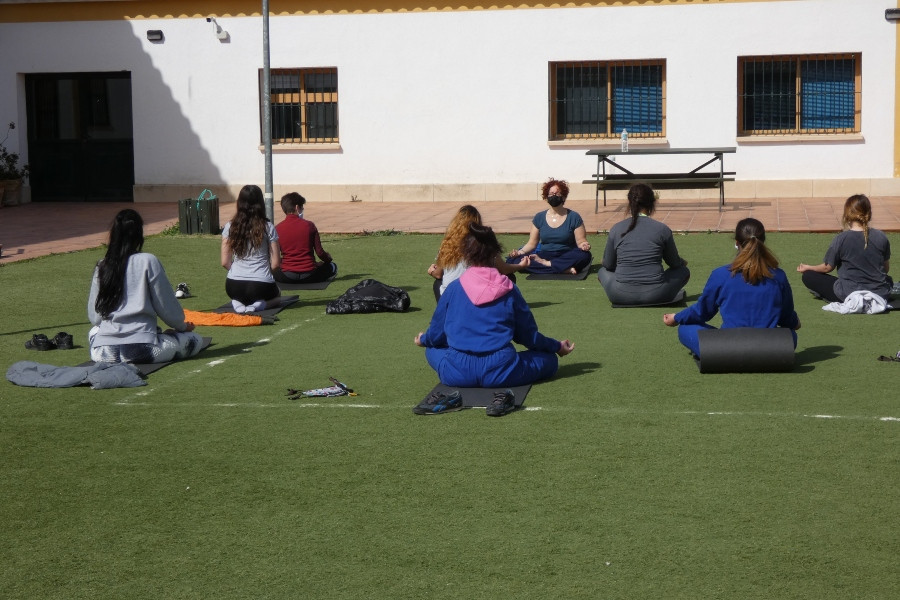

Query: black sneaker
(485, 389), (516, 417)
(25, 333), (53, 351)
(175, 282), (191, 298)
(413, 390), (463, 415)
(52, 331), (74, 350)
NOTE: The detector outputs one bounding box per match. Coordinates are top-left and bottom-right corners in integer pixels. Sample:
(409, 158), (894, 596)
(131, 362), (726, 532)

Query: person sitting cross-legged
(662, 217), (800, 358)
(88, 209), (204, 364)
(415, 223), (575, 389)
(274, 191), (337, 285)
(597, 183), (690, 305)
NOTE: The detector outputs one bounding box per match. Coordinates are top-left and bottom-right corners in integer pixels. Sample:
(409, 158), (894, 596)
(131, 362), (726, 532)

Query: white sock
(232, 299), (248, 313)
(250, 300), (267, 312)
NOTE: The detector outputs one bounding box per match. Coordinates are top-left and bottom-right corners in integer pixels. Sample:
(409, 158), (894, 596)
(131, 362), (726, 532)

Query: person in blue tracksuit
(662, 217), (801, 357)
(415, 223), (575, 387)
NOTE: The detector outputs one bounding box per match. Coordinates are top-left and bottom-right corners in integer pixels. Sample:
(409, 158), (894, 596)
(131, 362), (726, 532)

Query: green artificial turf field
(1, 230), (898, 599)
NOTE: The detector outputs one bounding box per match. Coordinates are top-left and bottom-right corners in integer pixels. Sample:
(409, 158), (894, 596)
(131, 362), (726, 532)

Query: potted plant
(0, 121), (30, 206)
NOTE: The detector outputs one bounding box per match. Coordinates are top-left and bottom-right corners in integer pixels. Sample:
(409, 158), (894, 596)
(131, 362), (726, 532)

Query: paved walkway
(3, 196), (900, 264)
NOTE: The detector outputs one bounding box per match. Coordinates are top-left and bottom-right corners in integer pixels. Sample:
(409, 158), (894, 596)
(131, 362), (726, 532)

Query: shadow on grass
(527, 301), (557, 310)
(555, 361), (601, 378)
(793, 345), (843, 372)
(2, 321), (91, 337)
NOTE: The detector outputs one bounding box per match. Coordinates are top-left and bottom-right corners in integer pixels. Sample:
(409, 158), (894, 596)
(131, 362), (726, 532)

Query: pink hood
(459, 267), (514, 306)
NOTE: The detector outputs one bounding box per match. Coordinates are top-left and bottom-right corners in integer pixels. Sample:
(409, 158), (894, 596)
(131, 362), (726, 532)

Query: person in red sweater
(274, 192), (337, 284)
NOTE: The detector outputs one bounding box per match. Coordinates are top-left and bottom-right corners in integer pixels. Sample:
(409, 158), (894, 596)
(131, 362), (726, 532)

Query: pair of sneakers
(175, 282), (192, 298)
(25, 332), (73, 351)
(232, 299), (268, 314)
(412, 388), (516, 417)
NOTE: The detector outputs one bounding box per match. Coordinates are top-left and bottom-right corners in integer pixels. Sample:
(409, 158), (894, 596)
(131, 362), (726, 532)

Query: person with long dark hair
(505, 178), (592, 275)
(87, 209), (203, 364)
(662, 218), (800, 357)
(415, 223), (574, 415)
(597, 183), (689, 305)
(221, 184), (282, 313)
(797, 194), (892, 302)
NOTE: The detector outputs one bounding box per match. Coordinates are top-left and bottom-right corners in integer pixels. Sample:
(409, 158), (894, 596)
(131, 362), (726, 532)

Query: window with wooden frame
(549, 60), (665, 141)
(738, 53), (860, 136)
(261, 67), (339, 144)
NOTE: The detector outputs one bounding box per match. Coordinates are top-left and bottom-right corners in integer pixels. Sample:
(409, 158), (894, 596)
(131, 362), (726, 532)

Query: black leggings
(225, 278), (280, 305)
(801, 271), (841, 302)
(274, 262), (335, 284)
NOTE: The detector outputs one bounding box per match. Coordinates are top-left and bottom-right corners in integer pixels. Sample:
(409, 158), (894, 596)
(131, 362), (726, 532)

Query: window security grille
(739, 54), (860, 135)
(549, 60), (665, 140)
(264, 68), (339, 143)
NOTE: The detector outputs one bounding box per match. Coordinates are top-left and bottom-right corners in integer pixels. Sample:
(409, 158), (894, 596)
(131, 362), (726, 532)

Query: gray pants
(89, 327), (204, 364)
(597, 265), (690, 305)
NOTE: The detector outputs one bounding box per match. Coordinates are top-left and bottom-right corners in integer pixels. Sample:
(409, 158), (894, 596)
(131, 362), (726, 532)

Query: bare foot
(529, 254), (551, 267)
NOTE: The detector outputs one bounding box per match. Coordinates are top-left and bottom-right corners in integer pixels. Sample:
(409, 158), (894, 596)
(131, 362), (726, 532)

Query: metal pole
(262, 0), (274, 221)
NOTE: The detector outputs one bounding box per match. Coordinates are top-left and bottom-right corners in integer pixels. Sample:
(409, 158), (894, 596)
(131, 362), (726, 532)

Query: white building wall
(0, 0), (896, 201)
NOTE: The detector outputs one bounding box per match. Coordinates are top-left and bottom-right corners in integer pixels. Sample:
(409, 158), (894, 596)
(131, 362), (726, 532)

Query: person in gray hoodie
(87, 209), (203, 364)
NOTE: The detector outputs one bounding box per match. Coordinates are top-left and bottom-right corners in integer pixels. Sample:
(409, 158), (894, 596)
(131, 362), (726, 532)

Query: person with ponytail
(416, 223), (574, 388)
(797, 194), (892, 303)
(662, 218), (800, 358)
(505, 178), (592, 275)
(221, 184), (282, 313)
(597, 184), (690, 305)
(87, 209), (204, 364)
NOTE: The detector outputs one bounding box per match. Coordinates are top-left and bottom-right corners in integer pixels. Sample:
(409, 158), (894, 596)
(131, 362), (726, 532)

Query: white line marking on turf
(115, 322), (309, 404)
(113, 401), (380, 408)
(108, 401), (900, 421)
(701, 410), (899, 423)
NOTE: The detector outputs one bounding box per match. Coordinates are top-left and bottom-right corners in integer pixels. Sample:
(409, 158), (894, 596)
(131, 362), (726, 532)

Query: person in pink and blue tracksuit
(415, 223), (575, 388)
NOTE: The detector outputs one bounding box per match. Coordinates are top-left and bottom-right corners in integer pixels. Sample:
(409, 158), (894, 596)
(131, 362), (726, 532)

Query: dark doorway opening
(25, 72), (135, 202)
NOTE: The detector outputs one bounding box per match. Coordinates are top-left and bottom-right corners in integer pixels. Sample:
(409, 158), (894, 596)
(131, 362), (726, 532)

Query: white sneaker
(175, 282), (191, 298)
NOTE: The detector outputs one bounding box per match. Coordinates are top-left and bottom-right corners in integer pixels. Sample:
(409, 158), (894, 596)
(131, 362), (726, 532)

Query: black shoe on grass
(52, 331), (74, 350)
(25, 333), (53, 351)
(485, 389), (516, 417)
(413, 390), (462, 415)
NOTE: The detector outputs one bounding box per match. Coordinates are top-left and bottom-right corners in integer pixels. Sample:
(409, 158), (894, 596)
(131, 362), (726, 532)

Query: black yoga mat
(79, 337), (213, 375)
(611, 289), (686, 308)
(697, 327), (795, 373)
(214, 295), (299, 317)
(525, 264), (591, 281)
(430, 383), (531, 408)
(277, 275), (336, 291)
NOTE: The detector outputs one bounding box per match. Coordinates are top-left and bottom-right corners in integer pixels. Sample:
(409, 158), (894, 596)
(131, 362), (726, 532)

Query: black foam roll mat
(697, 327), (795, 373)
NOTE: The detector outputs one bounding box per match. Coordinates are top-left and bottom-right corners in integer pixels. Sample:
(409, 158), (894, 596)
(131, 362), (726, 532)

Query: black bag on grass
(326, 279), (410, 314)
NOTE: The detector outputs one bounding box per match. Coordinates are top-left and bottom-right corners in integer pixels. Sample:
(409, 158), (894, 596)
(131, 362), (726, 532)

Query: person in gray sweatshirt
(598, 184), (690, 306)
(87, 209), (203, 364)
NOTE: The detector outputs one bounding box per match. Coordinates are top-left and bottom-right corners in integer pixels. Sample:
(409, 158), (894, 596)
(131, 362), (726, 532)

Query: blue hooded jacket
(421, 267), (559, 354)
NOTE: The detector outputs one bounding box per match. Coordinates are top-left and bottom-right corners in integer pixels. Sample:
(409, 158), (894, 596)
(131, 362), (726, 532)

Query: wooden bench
(585, 147), (737, 211)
